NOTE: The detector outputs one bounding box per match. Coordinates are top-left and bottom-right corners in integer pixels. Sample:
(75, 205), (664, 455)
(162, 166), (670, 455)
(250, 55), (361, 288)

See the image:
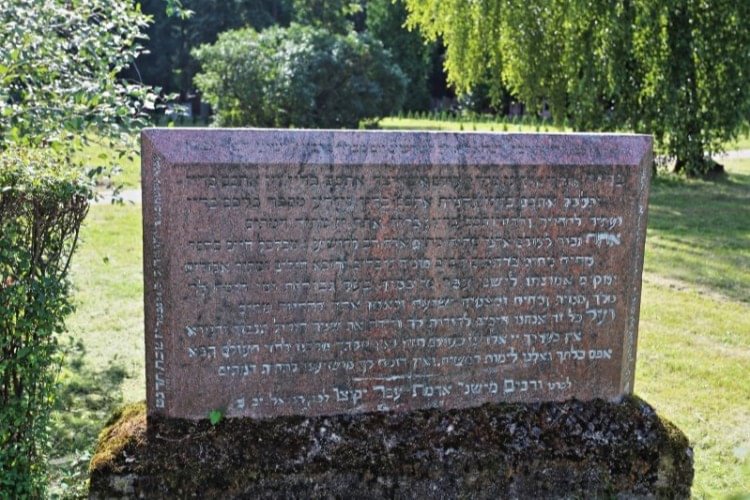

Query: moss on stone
(89, 396), (693, 498)
(89, 402), (147, 473)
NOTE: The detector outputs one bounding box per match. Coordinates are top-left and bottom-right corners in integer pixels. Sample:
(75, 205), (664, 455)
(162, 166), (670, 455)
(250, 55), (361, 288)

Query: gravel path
(714, 148), (750, 159)
(94, 188), (141, 205)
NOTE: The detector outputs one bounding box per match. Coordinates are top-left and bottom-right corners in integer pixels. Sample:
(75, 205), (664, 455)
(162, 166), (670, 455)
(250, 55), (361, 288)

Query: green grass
(637, 279), (750, 497)
(638, 158), (750, 497)
(48, 204), (144, 497)
(64, 204), (145, 397)
(645, 159), (750, 303)
(726, 132), (750, 151)
(49, 137), (750, 498)
(74, 137), (141, 189)
(379, 116), (565, 133)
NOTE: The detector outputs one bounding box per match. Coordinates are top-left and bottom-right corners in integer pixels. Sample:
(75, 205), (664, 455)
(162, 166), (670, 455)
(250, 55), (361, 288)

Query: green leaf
(208, 409), (223, 426)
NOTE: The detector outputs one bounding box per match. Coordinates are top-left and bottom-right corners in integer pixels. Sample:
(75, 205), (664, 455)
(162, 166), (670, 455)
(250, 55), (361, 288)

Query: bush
(193, 24), (407, 128)
(131, 0), (294, 96)
(0, 150), (92, 497)
(0, 0), (153, 154)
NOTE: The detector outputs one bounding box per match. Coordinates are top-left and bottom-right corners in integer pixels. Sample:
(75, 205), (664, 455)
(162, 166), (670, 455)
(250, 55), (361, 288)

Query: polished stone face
(142, 129), (652, 419)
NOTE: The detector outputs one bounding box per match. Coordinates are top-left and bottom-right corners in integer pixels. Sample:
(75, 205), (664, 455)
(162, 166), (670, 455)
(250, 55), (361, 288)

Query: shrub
(0, 150), (92, 497)
(193, 24), (407, 128)
(0, 0), (154, 154)
(1, 1), (152, 493)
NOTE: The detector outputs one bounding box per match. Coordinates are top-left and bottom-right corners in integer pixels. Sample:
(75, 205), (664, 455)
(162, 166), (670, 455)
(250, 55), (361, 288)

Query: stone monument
(89, 129), (692, 498)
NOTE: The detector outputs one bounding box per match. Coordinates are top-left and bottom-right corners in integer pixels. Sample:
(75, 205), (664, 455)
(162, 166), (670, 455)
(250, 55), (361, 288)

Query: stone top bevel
(141, 128), (652, 168)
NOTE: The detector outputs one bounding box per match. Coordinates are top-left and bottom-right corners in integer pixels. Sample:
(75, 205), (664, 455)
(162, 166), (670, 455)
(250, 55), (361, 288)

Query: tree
(193, 24), (407, 128)
(292, 0), (362, 34)
(0, 0), (154, 159)
(131, 0), (294, 96)
(404, 0), (750, 176)
(366, 0), (433, 112)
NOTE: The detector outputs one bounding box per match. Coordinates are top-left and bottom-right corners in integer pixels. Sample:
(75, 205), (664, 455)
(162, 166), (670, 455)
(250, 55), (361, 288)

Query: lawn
(379, 115), (566, 133)
(75, 136), (141, 190)
(637, 159), (750, 498)
(727, 132), (750, 152)
(48, 132), (750, 497)
(48, 203), (144, 498)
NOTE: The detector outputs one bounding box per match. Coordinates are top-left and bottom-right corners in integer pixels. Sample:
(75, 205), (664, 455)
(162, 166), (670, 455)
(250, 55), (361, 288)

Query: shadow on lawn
(48, 338), (130, 498)
(646, 170), (750, 303)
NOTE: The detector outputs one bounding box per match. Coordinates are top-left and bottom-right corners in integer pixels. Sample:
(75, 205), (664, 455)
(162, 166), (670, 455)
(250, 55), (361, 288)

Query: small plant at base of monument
(0, 150), (93, 497)
(208, 409), (225, 426)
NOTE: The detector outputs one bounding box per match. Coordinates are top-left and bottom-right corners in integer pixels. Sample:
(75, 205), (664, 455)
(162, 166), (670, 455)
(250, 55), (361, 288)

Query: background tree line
(139, 0), (750, 177)
(404, 0), (750, 176)
(132, 0), (451, 116)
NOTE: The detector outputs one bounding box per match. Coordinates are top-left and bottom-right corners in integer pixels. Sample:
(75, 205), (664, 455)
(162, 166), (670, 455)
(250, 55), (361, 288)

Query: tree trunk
(669, 1), (706, 177)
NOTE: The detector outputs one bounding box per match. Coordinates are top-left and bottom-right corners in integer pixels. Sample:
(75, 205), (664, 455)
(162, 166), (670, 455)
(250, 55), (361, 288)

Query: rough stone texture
(142, 129), (652, 419)
(89, 397), (692, 499)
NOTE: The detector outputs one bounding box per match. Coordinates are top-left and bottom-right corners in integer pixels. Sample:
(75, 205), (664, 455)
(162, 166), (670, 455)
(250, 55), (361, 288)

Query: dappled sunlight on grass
(49, 204), (145, 495)
(65, 204), (145, 399)
(645, 159), (750, 303)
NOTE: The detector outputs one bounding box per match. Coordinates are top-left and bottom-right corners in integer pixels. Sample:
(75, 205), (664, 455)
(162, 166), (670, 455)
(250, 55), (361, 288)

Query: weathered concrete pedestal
(89, 396), (692, 499)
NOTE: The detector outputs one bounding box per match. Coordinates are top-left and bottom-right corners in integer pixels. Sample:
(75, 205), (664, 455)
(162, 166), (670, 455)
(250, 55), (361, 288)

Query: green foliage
(0, 0), (154, 161)
(404, 0), (750, 177)
(404, 0), (506, 105)
(0, 150), (92, 498)
(164, 0), (195, 20)
(1, 1), (151, 493)
(134, 0), (293, 96)
(630, 0), (750, 176)
(193, 24), (407, 128)
(292, 0), (361, 34)
(366, 0), (433, 112)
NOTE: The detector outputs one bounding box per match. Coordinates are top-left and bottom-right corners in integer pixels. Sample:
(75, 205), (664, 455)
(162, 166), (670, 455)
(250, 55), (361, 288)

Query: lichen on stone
(89, 397), (693, 499)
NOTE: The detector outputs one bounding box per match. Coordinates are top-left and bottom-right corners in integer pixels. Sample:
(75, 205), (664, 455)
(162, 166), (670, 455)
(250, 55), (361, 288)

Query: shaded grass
(48, 204), (144, 497)
(645, 159), (750, 303)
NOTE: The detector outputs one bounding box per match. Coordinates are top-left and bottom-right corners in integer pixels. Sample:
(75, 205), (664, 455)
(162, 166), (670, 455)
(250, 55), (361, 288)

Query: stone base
(89, 397), (692, 499)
